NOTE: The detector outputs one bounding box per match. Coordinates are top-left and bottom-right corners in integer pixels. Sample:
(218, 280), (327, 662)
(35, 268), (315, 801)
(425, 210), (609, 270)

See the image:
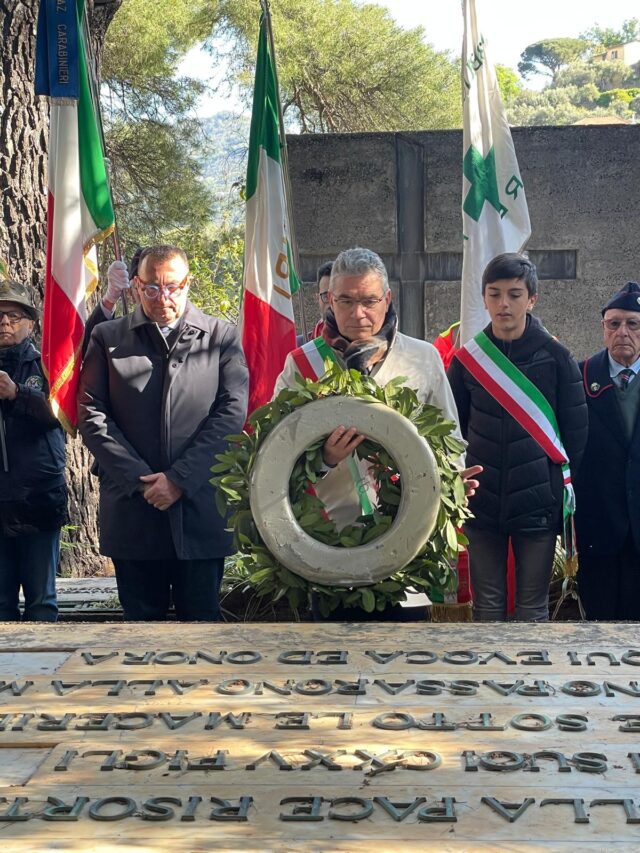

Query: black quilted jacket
(0, 339), (67, 535)
(447, 315), (588, 533)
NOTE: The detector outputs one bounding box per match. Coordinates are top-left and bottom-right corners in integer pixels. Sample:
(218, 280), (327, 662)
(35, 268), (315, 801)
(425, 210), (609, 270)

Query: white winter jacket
(273, 332), (463, 529)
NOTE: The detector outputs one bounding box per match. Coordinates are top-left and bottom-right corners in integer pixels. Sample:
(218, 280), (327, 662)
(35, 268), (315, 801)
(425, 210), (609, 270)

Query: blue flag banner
(35, 0), (80, 99)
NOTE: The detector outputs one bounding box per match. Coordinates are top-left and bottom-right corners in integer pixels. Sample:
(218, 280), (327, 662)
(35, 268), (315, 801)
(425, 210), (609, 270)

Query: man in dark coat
(574, 281), (640, 620)
(78, 245), (248, 621)
(448, 253), (587, 622)
(0, 279), (67, 621)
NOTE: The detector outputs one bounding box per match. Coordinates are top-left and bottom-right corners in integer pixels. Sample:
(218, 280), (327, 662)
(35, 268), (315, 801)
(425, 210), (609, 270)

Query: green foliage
(506, 84), (632, 126)
(554, 59), (637, 92)
(217, 0), (461, 131)
(100, 0), (247, 315)
(507, 18), (640, 126)
(101, 0), (220, 262)
(597, 87), (640, 107)
(517, 38), (589, 80)
(100, 0), (462, 299)
(107, 118), (214, 252)
(180, 221), (244, 322)
(508, 35), (640, 127)
(580, 18), (640, 50)
(102, 0), (216, 84)
(495, 65), (522, 103)
(211, 363), (470, 617)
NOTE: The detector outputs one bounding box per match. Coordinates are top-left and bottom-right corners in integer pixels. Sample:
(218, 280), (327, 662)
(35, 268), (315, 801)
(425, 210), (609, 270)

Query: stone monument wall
(288, 125), (640, 360)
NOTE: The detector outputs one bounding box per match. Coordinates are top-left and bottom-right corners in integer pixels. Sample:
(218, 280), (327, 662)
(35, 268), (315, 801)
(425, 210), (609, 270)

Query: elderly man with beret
(0, 279), (66, 621)
(575, 281), (640, 620)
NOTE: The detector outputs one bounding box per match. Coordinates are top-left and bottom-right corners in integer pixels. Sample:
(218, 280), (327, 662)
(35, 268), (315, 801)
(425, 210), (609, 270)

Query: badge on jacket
(25, 375), (43, 390)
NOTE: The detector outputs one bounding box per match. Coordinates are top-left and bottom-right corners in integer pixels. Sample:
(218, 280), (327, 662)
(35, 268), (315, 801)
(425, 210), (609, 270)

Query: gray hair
(329, 247), (389, 293)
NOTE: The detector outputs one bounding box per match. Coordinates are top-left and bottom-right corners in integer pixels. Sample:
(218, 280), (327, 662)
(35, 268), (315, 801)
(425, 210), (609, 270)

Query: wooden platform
(1, 620), (640, 850)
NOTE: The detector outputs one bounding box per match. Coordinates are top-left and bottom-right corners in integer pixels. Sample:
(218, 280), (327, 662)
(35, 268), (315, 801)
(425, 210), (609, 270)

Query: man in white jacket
(274, 247), (477, 528)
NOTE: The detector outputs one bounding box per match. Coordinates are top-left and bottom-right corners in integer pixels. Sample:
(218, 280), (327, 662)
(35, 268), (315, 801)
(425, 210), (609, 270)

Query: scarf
(322, 303), (397, 374)
(0, 338), (31, 379)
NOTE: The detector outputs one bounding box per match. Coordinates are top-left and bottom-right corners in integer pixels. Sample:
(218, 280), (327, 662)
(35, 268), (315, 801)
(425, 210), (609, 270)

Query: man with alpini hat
(0, 275), (66, 621)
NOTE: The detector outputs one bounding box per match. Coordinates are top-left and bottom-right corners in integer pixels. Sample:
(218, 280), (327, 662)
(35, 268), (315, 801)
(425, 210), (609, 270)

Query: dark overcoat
(0, 339), (67, 535)
(77, 303), (248, 560)
(574, 349), (640, 556)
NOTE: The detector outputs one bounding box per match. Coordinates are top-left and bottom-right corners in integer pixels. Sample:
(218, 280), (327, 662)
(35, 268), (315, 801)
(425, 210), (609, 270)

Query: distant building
(591, 40), (640, 67)
(573, 115), (632, 125)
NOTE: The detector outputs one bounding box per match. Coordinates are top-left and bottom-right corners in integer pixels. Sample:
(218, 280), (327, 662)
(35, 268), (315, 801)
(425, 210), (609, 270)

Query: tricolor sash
(290, 337), (374, 516)
(291, 336), (337, 381)
(457, 331), (576, 558)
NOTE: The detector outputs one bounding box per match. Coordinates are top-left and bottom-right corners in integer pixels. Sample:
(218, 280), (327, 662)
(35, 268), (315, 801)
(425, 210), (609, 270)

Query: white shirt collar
(608, 353), (640, 377)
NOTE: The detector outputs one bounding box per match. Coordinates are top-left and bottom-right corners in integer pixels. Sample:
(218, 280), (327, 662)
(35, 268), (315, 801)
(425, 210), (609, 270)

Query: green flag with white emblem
(460, 0), (531, 344)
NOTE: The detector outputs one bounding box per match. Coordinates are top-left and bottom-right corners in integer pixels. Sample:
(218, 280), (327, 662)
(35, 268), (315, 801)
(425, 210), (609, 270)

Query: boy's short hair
(482, 253), (538, 297)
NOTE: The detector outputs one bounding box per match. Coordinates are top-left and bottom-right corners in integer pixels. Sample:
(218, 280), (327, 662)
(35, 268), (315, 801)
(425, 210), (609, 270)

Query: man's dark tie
(619, 367), (635, 391)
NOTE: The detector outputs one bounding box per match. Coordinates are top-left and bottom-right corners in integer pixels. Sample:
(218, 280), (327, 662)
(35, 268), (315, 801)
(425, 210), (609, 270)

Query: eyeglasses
(136, 274), (189, 300)
(0, 310), (28, 325)
(332, 295), (386, 311)
(603, 318), (640, 332)
(319, 292), (330, 304)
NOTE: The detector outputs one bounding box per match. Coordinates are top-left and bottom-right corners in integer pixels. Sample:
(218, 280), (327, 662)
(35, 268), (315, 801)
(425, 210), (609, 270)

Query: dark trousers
(578, 533), (640, 620)
(112, 557), (224, 621)
(0, 530), (59, 621)
(466, 527), (557, 622)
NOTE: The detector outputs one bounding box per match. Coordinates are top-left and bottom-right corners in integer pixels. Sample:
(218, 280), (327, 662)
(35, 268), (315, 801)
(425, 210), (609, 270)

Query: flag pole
(81, 8), (128, 314)
(260, 0), (308, 340)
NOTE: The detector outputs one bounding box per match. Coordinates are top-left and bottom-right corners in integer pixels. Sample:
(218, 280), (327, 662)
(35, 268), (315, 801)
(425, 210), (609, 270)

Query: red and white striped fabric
(241, 12), (299, 415)
(38, 0), (114, 432)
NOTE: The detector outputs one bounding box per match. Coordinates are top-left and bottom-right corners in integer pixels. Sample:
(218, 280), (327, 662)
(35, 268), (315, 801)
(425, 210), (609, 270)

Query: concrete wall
(287, 125), (640, 360)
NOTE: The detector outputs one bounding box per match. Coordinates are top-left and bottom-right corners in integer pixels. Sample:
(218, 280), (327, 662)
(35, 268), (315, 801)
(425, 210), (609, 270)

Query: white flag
(460, 0), (531, 344)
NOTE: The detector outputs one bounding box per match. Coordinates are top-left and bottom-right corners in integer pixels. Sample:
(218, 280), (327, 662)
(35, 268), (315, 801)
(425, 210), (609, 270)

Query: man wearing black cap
(0, 278), (67, 621)
(575, 281), (640, 620)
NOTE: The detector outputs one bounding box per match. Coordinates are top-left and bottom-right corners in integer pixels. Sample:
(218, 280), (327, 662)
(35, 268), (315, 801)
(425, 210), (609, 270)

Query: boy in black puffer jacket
(448, 254), (587, 621)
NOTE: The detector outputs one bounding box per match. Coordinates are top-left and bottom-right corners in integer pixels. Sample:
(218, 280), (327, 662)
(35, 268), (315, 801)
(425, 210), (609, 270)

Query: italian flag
(460, 0), (530, 344)
(36, 0), (115, 432)
(241, 11), (299, 414)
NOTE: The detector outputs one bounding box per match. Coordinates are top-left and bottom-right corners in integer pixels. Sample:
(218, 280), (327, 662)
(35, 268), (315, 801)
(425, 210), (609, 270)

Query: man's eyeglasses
(603, 318), (640, 332)
(136, 274), (189, 300)
(333, 295), (386, 311)
(0, 310), (28, 325)
(319, 292), (330, 304)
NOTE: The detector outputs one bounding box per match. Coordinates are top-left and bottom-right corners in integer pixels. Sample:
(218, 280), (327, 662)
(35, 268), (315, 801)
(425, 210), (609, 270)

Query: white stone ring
(249, 396), (442, 586)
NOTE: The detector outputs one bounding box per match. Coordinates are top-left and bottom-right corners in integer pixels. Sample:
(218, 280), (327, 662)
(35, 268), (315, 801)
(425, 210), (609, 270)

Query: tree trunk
(0, 0), (122, 576)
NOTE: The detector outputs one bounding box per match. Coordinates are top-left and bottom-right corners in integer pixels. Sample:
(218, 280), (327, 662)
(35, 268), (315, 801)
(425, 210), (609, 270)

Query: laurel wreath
(211, 363), (471, 617)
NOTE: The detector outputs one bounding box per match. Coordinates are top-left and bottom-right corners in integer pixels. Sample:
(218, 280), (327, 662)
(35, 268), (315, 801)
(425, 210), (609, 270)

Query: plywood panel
(1, 783), (640, 846)
(1, 622), (640, 849)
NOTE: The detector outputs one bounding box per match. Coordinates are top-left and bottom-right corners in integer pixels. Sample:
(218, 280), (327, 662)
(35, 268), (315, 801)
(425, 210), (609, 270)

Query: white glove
(105, 260), (130, 303)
